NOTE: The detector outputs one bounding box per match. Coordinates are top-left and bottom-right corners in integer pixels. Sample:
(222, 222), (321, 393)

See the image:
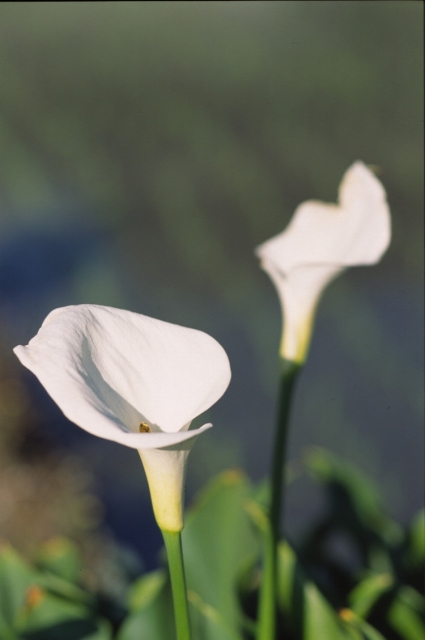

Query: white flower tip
(339, 160), (386, 209)
(338, 160), (391, 265)
(13, 345), (29, 367)
(342, 160), (383, 187)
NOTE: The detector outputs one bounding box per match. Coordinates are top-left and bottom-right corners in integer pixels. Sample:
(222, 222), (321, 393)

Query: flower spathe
(255, 162), (391, 363)
(14, 305), (231, 532)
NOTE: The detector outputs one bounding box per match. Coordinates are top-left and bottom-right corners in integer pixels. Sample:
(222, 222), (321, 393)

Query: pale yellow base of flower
(279, 311), (315, 364)
(138, 447), (190, 533)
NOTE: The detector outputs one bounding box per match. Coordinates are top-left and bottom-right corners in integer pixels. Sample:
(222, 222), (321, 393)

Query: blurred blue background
(0, 2), (423, 571)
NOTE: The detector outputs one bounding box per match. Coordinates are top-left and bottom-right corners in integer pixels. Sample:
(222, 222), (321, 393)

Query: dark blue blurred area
(0, 215), (104, 330)
(0, 221), (97, 299)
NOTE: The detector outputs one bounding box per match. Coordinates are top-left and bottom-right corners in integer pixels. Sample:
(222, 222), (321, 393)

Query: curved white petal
(255, 162), (391, 362)
(13, 305), (231, 447)
(256, 162), (391, 273)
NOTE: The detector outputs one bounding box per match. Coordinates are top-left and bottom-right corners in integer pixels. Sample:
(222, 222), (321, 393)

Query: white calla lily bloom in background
(14, 305), (231, 532)
(256, 161), (391, 363)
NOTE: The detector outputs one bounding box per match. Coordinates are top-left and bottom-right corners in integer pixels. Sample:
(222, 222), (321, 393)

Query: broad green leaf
(188, 590), (242, 640)
(278, 542), (352, 639)
(0, 543), (111, 639)
(356, 621), (386, 640)
(182, 470), (259, 634)
(0, 544), (39, 626)
(0, 618), (18, 640)
(388, 586), (425, 640)
(35, 571), (93, 607)
(35, 537), (83, 585)
(17, 586), (87, 629)
(348, 572), (394, 618)
(127, 570), (167, 612)
(408, 509), (425, 567)
(119, 583), (244, 640)
(303, 582), (348, 639)
(21, 617), (112, 640)
(341, 627), (364, 640)
(339, 610), (387, 640)
(117, 577), (175, 640)
(16, 585), (113, 640)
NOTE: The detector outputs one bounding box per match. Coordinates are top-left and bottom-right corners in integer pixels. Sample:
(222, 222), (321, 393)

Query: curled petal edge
(79, 421), (213, 450)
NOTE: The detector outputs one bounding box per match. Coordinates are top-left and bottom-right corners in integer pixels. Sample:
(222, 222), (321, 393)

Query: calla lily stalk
(13, 304), (231, 533)
(255, 162), (391, 640)
(256, 161), (391, 364)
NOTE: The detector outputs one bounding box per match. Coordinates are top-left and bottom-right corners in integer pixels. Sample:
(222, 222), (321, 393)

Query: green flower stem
(257, 359), (301, 640)
(162, 530), (191, 640)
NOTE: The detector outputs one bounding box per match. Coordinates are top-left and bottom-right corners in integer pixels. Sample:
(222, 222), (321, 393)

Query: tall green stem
(257, 359), (300, 640)
(162, 530), (191, 640)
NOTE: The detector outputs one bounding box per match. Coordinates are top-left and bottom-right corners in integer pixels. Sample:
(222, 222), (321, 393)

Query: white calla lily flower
(256, 161), (391, 363)
(14, 304), (231, 532)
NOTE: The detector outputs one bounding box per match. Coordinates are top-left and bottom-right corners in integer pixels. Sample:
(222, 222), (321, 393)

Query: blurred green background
(0, 1), (423, 568)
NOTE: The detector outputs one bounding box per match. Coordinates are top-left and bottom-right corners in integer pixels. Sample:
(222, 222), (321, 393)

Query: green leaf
(16, 585), (113, 640)
(35, 571), (93, 607)
(35, 537), (83, 585)
(120, 583), (244, 640)
(340, 610), (387, 640)
(21, 617), (113, 640)
(0, 618), (18, 640)
(408, 509), (425, 568)
(348, 572), (394, 618)
(304, 582), (348, 639)
(188, 590), (242, 640)
(277, 541), (351, 639)
(127, 569), (167, 613)
(0, 542), (112, 639)
(182, 470), (259, 634)
(117, 577), (176, 640)
(348, 573), (425, 639)
(0, 543), (39, 627)
(356, 621), (386, 640)
(17, 587), (81, 627)
(388, 586), (425, 640)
